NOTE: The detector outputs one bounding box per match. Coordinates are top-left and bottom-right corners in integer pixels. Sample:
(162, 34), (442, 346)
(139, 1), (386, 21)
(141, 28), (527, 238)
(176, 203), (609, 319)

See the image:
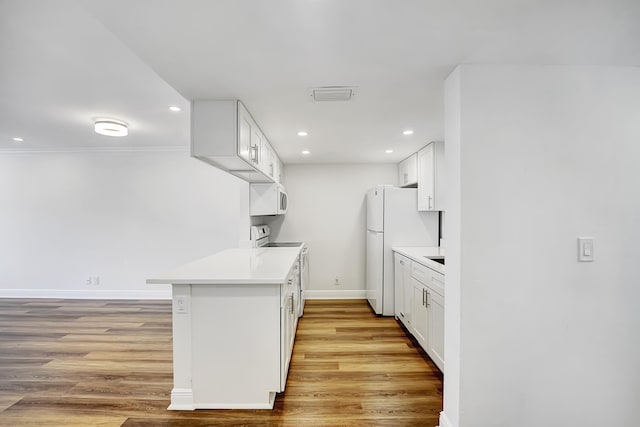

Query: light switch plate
(578, 237), (595, 262)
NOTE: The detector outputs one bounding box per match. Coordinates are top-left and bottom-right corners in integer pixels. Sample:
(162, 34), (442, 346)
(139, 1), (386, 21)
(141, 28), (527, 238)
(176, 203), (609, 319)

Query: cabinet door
(273, 156), (280, 183)
(411, 279), (428, 348)
(394, 254), (405, 320)
(398, 154), (418, 187)
(238, 110), (253, 163)
(288, 291), (295, 355)
(262, 140), (274, 178)
(418, 144), (435, 210)
(398, 159), (407, 187)
(280, 279), (294, 390)
(403, 262), (413, 327)
(427, 289), (445, 371)
(250, 127), (262, 167)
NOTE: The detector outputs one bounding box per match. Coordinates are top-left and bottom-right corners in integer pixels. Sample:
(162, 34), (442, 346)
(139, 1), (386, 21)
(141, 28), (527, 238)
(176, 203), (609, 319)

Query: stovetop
(263, 242), (303, 248)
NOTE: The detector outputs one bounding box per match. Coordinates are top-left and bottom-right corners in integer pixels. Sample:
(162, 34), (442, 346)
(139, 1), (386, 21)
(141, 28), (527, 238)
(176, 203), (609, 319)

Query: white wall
(266, 163), (397, 298)
(0, 150), (248, 299)
(443, 65), (640, 427)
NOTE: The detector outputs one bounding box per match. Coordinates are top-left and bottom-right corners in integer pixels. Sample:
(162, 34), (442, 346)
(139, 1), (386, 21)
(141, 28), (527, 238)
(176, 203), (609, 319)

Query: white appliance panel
(366, 230), (383, 314)
(366, 185), (384, 232)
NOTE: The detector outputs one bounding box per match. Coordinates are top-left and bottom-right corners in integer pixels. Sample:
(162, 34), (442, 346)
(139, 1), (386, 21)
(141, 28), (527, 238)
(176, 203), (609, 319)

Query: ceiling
(2, 0), (639, 163)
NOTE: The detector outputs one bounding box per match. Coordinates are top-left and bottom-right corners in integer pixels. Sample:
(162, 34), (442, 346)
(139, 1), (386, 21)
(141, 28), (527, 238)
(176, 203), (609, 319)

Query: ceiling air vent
(309, 86), (357, 102)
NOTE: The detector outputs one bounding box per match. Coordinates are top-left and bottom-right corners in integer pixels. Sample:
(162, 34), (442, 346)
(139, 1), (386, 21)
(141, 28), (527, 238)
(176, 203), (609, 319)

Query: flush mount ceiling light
(94, 119), (128, 137)
(301, 150), (311, 155)
(169, 106), (181, 112)
(402, 130), (414, 135)
(385, 149), (393, 154)
(297, 131), (308, 136)
(12, 137), (23, 142)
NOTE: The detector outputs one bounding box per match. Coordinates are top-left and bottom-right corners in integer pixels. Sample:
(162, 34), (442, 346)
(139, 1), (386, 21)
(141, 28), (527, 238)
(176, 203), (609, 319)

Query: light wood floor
(0, 298), (443, 426)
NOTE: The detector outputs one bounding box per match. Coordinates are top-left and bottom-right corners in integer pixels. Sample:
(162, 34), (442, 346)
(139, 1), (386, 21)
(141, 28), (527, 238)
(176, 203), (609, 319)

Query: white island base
(168, 282), (288, 410)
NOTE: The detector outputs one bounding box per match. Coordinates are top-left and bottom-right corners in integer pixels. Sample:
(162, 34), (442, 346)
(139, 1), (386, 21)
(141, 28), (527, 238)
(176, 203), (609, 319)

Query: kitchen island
(147, 247), (302, 410)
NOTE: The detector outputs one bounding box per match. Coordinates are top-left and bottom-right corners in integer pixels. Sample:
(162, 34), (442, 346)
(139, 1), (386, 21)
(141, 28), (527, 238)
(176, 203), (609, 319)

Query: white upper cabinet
(398, 153), (418, 187)
(417, 141), (445, 211)
(262, 139), (275, 179)
(277, 158), (284, 183)
(191, 100), (282, 183)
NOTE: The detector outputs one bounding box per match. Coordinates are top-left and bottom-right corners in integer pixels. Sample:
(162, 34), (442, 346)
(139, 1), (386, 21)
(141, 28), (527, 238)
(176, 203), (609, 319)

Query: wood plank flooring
(0, 299), (442, 426)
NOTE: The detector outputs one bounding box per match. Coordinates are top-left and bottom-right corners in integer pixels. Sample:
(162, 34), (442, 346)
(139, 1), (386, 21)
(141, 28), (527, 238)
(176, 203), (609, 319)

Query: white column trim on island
(169, 284), (194, 410)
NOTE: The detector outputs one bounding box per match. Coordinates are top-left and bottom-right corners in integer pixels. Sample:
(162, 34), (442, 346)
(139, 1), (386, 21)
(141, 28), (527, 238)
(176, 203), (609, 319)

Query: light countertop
(147, 247), (302, 285)
(392, 246), (445, 275)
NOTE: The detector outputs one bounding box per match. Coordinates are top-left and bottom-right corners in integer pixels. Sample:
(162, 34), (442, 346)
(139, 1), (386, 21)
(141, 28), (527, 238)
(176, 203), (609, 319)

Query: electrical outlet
(334, 277), (340, 286)
(175, 296), (189, 314)
(86, 276), (100, 286)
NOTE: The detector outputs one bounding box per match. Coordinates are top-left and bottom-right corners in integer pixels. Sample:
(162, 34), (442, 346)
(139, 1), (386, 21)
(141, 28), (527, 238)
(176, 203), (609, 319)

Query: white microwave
(250, 183), (288, 216)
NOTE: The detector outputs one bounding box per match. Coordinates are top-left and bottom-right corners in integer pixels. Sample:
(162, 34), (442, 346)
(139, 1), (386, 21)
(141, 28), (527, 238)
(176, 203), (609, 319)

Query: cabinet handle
(250, 145), (258, 162)
(290, 295), (294, 314)
(422, 288), (426, 306)
(426, 291), (431, 307)
(428, 195), (433, 209)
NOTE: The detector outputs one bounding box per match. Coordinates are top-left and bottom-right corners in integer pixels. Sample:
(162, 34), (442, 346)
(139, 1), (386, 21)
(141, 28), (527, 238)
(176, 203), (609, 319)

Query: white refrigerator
(366, 185), (439, 315)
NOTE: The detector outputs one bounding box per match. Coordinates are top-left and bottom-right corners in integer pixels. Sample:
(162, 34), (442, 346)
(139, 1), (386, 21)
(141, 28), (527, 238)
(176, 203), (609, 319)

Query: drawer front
(429, 271), (445, 296)
(411, 262), (432, 285)
(412, 262), (444, 296)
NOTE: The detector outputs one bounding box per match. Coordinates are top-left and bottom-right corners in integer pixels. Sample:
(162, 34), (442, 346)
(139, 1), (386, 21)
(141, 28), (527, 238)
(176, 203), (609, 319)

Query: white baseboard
(438, 411), (454, 427)
(304, 289), (366, 299)
(0, 289), (171, 300)
(168, 388), (195, 410)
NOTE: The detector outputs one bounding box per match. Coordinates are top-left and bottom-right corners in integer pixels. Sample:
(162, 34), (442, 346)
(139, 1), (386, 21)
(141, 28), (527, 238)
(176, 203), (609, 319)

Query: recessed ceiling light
(402, 130), (414, 135)
(12, 137), (23, 142)
(385, 149), (393, 154)
(169, 106), (181, 112)
(94, 119), (128, 137)
(297, 131), (308, 136)
(301, 150), (310, 155)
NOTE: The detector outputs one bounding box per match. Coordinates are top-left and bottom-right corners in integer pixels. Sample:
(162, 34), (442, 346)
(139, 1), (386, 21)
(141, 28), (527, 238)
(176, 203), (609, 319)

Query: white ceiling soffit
(0, 0), (190, 152)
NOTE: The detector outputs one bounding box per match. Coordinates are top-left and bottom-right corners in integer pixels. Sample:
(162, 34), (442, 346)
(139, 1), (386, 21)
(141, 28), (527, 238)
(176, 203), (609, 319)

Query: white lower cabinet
(280, 268), (298, 389)
(394, 253), (412, 329)
(427, 287), (445, 370)
(394, 251), (445, 372)
(411, 278), (429, 347)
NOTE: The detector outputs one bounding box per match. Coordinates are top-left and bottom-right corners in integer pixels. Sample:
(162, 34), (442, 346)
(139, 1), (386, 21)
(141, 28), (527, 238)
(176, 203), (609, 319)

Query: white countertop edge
(392, 246), (445, 275)
(146, 247), (302, 285)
